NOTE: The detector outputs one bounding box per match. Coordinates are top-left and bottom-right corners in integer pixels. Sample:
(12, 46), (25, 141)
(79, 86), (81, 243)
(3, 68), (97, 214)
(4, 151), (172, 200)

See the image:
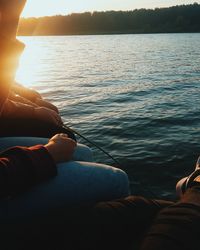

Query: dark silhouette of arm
(0, 145), (57, 199)
(0, 37), (24, 115)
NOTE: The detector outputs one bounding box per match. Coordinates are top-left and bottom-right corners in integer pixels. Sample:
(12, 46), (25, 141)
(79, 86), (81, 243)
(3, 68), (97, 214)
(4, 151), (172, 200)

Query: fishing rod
(62, 123), (121, 168)
(62, 123), (156, 197)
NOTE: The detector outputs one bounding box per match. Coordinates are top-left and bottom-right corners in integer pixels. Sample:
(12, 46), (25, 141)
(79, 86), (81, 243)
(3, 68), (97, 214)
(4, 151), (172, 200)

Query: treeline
(18, 3), (200, 36)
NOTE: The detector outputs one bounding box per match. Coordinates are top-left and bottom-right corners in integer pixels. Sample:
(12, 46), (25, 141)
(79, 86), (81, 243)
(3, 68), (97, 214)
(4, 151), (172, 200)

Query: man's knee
(73, 143), (93, 162)
(114, 168), (130, 197)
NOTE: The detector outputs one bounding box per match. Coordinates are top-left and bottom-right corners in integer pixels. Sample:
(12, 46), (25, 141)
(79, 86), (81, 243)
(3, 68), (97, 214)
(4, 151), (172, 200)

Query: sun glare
(16, 37), (48, 88)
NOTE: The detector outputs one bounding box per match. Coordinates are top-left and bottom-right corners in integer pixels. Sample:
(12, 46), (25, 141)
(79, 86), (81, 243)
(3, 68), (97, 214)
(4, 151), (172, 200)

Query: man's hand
(13, 82), (42, 101)
(44, 134), (77, 163)
(13, 83), (59, 113)
(35, 98), (59, 113)
(34, 107), (63, 127)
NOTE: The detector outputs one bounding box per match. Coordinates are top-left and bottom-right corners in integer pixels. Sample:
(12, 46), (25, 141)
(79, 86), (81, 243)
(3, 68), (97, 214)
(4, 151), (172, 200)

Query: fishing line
(62, 124), (121, 167)
(62, 123), (156, 197)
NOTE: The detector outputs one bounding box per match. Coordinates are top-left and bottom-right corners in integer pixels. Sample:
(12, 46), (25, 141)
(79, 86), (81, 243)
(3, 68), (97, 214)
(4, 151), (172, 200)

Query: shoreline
(18, 31), (200, 37)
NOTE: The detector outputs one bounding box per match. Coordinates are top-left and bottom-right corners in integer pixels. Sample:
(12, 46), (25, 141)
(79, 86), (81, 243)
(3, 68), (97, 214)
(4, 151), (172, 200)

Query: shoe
(176, 157), (200, 197)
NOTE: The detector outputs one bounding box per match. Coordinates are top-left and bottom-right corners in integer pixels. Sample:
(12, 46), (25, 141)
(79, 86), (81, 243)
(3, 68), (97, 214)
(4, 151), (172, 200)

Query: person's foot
(176, 156), (200, 197)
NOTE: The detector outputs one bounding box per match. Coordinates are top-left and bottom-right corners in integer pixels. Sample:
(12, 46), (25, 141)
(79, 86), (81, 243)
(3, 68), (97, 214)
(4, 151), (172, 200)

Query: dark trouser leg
(0, 118), (76, 140)
(141, 185), (200, 250)
(84, 196), (173, 250)
(0, 196), (172, 250)
(56, 196), (172, 250)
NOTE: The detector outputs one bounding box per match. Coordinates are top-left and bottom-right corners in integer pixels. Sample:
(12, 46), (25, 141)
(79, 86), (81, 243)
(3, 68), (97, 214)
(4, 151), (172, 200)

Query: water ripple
(17, 33), (200, 199)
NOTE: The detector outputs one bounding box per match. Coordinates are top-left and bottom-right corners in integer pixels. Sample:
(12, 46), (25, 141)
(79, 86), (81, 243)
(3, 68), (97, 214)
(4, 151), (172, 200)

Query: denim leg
(0, 161), (129, 221)
(0, 137), (130, 220)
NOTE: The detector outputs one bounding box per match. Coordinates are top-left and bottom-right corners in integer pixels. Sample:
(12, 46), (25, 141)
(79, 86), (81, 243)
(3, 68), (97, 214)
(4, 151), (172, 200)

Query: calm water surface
(17, 34), (200, 199)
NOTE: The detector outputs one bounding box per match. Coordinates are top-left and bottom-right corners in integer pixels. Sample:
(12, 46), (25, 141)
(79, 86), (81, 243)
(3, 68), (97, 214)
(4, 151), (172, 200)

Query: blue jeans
(0, 137), (130, 221)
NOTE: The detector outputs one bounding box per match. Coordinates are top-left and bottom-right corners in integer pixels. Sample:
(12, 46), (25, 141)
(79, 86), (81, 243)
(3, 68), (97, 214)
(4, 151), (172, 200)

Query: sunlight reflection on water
(16, 34), (200, 199)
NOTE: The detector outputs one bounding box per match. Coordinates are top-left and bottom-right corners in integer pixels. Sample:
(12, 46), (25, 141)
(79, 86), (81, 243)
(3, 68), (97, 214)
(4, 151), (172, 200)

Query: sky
(21, 0), (200, 17)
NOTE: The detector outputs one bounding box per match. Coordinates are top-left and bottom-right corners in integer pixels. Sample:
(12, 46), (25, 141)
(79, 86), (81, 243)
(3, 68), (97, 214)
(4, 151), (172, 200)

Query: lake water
(16, 34), (200, 199)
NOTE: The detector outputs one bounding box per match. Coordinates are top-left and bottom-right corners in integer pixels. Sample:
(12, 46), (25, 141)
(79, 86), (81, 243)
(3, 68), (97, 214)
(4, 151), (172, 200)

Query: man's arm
(13, 82), (42, 102)
(9, 90), (39, 107)
(13, 82), (59, 113)
(0, 0), (26, 114)
(0, 1), (61, 124)
(1, 98), (63, 126)
(0, 133), (77, 200)
(0, 145), (57, 199)
(0, 37), (24, 114)
(0, 40), (61, 124)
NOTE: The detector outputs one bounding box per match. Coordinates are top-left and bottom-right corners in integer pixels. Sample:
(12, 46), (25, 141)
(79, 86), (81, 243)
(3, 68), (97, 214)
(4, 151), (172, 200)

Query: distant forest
(18, 3), (200, 36)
